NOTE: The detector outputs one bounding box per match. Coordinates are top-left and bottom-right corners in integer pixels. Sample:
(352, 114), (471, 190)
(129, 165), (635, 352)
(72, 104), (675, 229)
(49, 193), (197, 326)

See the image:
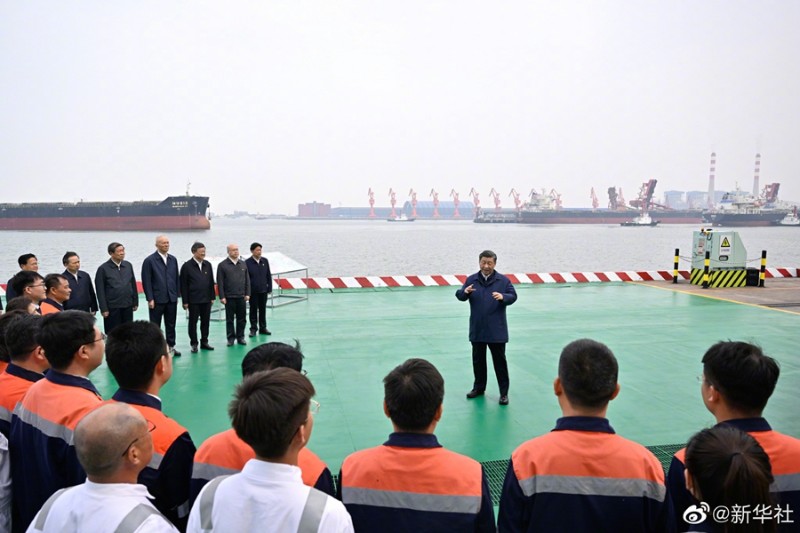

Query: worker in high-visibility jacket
(9, 311), (105, 533)
(106, 320), (196, 531)
(190, 341), (335, 505)
(498, 339), (668, 532)
(339, 358), (495, 532)
(666, 341), (800, 532)
(0, 313), (46, 439)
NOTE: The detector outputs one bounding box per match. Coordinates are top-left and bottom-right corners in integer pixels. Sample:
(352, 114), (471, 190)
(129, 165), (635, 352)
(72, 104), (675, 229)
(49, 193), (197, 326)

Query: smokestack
(752, 153), (761, 197)
(707, 152), (716, 209)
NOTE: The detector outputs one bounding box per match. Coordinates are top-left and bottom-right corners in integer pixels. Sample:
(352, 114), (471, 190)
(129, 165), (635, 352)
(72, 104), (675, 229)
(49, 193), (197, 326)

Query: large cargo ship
(702, 184), (789, 227)
(0, 195), (211, 231)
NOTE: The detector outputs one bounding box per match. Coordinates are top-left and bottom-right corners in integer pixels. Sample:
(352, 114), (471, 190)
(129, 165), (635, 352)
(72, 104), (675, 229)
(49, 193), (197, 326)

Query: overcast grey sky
(2, 1), (798, 215)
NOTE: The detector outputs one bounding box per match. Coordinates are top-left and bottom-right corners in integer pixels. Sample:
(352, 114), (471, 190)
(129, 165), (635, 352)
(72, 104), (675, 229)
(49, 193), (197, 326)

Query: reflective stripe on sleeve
(518, 474), (666, 502)
(342, 486), (482, 513)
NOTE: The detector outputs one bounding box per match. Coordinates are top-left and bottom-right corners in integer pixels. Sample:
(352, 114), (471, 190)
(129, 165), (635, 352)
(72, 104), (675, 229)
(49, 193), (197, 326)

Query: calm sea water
(1, 218), (798, 282)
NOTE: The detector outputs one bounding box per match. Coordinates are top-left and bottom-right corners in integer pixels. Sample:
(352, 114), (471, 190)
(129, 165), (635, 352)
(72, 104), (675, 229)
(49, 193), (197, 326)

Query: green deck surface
(90, 283), (799, 501)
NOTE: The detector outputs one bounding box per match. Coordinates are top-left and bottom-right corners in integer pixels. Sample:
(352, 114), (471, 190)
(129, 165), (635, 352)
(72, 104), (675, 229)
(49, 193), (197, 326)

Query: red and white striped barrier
(274, 267), (799, 290)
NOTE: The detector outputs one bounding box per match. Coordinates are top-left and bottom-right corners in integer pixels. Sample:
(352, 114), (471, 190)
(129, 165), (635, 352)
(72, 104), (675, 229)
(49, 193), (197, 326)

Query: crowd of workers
(0, 244), (798, 532)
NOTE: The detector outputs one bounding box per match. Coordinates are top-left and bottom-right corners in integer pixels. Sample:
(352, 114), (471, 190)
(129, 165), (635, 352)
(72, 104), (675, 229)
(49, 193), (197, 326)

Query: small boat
(387, 214), (416, 222)
(620, 213), (660, 227)
(776, 208), (799, 226)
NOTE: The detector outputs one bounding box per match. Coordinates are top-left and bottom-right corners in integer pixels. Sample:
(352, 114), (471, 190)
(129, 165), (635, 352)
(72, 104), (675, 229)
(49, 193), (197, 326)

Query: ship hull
(0, 215), (210, 231)
(0, 195), (211, 231)
(516, 210), (703, 224)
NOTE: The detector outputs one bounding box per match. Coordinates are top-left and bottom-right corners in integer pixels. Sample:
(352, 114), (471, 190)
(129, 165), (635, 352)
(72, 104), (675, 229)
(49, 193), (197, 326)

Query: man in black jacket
(62, 252), (99, 314)
(245, 242), (273, 337)
(95, 242), (138, 334)
(141, 236), (181, 356)
(217, 244), (250, 347)
(180, 242), (216, 353)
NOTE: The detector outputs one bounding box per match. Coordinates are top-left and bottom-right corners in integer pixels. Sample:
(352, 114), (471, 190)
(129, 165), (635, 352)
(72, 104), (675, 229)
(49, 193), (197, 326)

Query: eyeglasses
(309, 399), (320, 415)
(121, 420), (156, 457)
(30, 283), (46, 288)
(87, 333), (107, 344)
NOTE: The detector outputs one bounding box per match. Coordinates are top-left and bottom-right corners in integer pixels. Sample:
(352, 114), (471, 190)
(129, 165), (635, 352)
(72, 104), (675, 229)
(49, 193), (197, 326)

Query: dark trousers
(103, 307), (134, 334)
(471, 342), (509, 395)
(149, 301), (178, 347)
(188, 302), (212, 346)
(225, 297), (247, 341)
(249, 292), (269, 332)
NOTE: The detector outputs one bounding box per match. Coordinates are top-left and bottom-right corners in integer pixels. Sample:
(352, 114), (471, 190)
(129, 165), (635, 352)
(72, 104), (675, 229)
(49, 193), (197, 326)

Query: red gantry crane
(430, 189), (440, 218)
(408, 189), (418, 218)
(388, 188), (397, 219)
(489, 188), (502, 211)
(509, 188), (522, 212)
(469, 188), (481, 217)
(450, 189), (461, 218)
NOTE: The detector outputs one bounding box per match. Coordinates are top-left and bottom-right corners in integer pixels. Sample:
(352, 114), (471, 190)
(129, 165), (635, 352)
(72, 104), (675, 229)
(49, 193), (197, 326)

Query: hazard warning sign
(720, 236), (731, 255)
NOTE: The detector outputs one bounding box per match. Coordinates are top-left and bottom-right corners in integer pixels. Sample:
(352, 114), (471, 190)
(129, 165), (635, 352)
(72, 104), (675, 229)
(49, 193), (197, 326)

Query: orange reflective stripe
(195, 429), (327, 488)
(39, 302), (61, 315)
(20, 379), (102, 431)
(0, 373), (35, 415)
(125, 403), (186, 455)
(343, 446), (482, 496)
(512, 431), (664, 483)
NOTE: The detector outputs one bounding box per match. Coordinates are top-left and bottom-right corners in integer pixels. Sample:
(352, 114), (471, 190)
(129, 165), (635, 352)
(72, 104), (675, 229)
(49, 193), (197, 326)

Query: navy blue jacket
(456, 271), (517, 343)
(62, 270), (99, 313)
(141, 252), (180, 304)
(245, 256), (273, 294)
(95, 259), (138, 311)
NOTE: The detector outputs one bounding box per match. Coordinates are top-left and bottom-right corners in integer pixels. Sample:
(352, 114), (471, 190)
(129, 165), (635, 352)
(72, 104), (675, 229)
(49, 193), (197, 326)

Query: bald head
(75, 403), (151, 479)
(227, 244), (240, 261)
(155, 235), (170, 254)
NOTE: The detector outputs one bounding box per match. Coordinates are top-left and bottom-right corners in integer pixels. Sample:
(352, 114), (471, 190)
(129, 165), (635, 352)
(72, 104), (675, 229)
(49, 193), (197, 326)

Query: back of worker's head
(558, 339), (618, 410)
(241, 340), (304, 377)
(0, 310), (27, 363)
(685, 425), (774, 519)
(75, 403), (152, 479)
(38, 311), (96, 371)
(702, 341), (779, 416)
(106, 321), (169, 390)
(229, 368), (315, 459)
(383, 358), (444, 432)
(4, 313), (42, 362)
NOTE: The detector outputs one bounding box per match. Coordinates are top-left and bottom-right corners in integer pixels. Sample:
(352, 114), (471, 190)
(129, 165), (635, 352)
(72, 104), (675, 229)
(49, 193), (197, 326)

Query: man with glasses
(191, 342), (335, 504)
(666, 341), (800, 531)
(9, 311), (104, 532)
(106, 321), (196, 530)
(26, 403), (178, 532)
(9, 271), (46, 312)
(187, 368), (352, 532)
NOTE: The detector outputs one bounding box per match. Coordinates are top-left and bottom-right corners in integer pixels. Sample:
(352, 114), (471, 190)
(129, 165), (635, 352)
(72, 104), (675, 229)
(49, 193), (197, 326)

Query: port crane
(408, 189), (418, 218)
(489, 188), (502, 211)
(430, 189), (440, 218)
(469, 188), (481, 217)
(509, 188), (522, 212)
(388, 188), (397, 219)
(450, 189), (461, 218)
(367, 188), (376, 218)
(590, 188), (599, 209)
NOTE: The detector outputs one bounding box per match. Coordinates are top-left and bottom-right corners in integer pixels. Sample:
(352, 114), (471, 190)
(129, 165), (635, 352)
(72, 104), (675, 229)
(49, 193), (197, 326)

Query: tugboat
(620, 213), (660, 227)
(775, 207), (800, 226)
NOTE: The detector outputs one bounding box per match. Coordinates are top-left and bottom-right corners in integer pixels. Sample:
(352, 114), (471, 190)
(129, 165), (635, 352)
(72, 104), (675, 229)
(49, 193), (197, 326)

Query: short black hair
(107, 242), (123, 255)
(10, 271), (44, 296)
(702, 341), (779, 415)
(383, 358), (444, 432)
(62, 251), (79, 266)
(5, 296), (35, 313)
(38, 311), (97, 371)
(44, 273), (67, 294)
(191, 242), (205, 253)
(106, 321), (168, 390)
(0, 310), (28, 362)
(39, 309), (95, 371)
(4, 313), (43, 361)
(18, 253), (37, 268)
(250, 242), (262, 252)
(479, 250), (497, 261)
(558, 339), (618, 410)
(242, 340), (304, 377)
(229, 368), (315, 459)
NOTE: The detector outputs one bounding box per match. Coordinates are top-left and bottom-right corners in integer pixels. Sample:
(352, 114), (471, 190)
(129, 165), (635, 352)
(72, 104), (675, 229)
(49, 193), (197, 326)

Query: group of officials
(1, 238), (274, 353)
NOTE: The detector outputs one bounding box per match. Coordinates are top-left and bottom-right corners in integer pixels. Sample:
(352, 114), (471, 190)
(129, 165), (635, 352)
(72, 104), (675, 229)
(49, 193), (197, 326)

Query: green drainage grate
(480, 443), (686, 505)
